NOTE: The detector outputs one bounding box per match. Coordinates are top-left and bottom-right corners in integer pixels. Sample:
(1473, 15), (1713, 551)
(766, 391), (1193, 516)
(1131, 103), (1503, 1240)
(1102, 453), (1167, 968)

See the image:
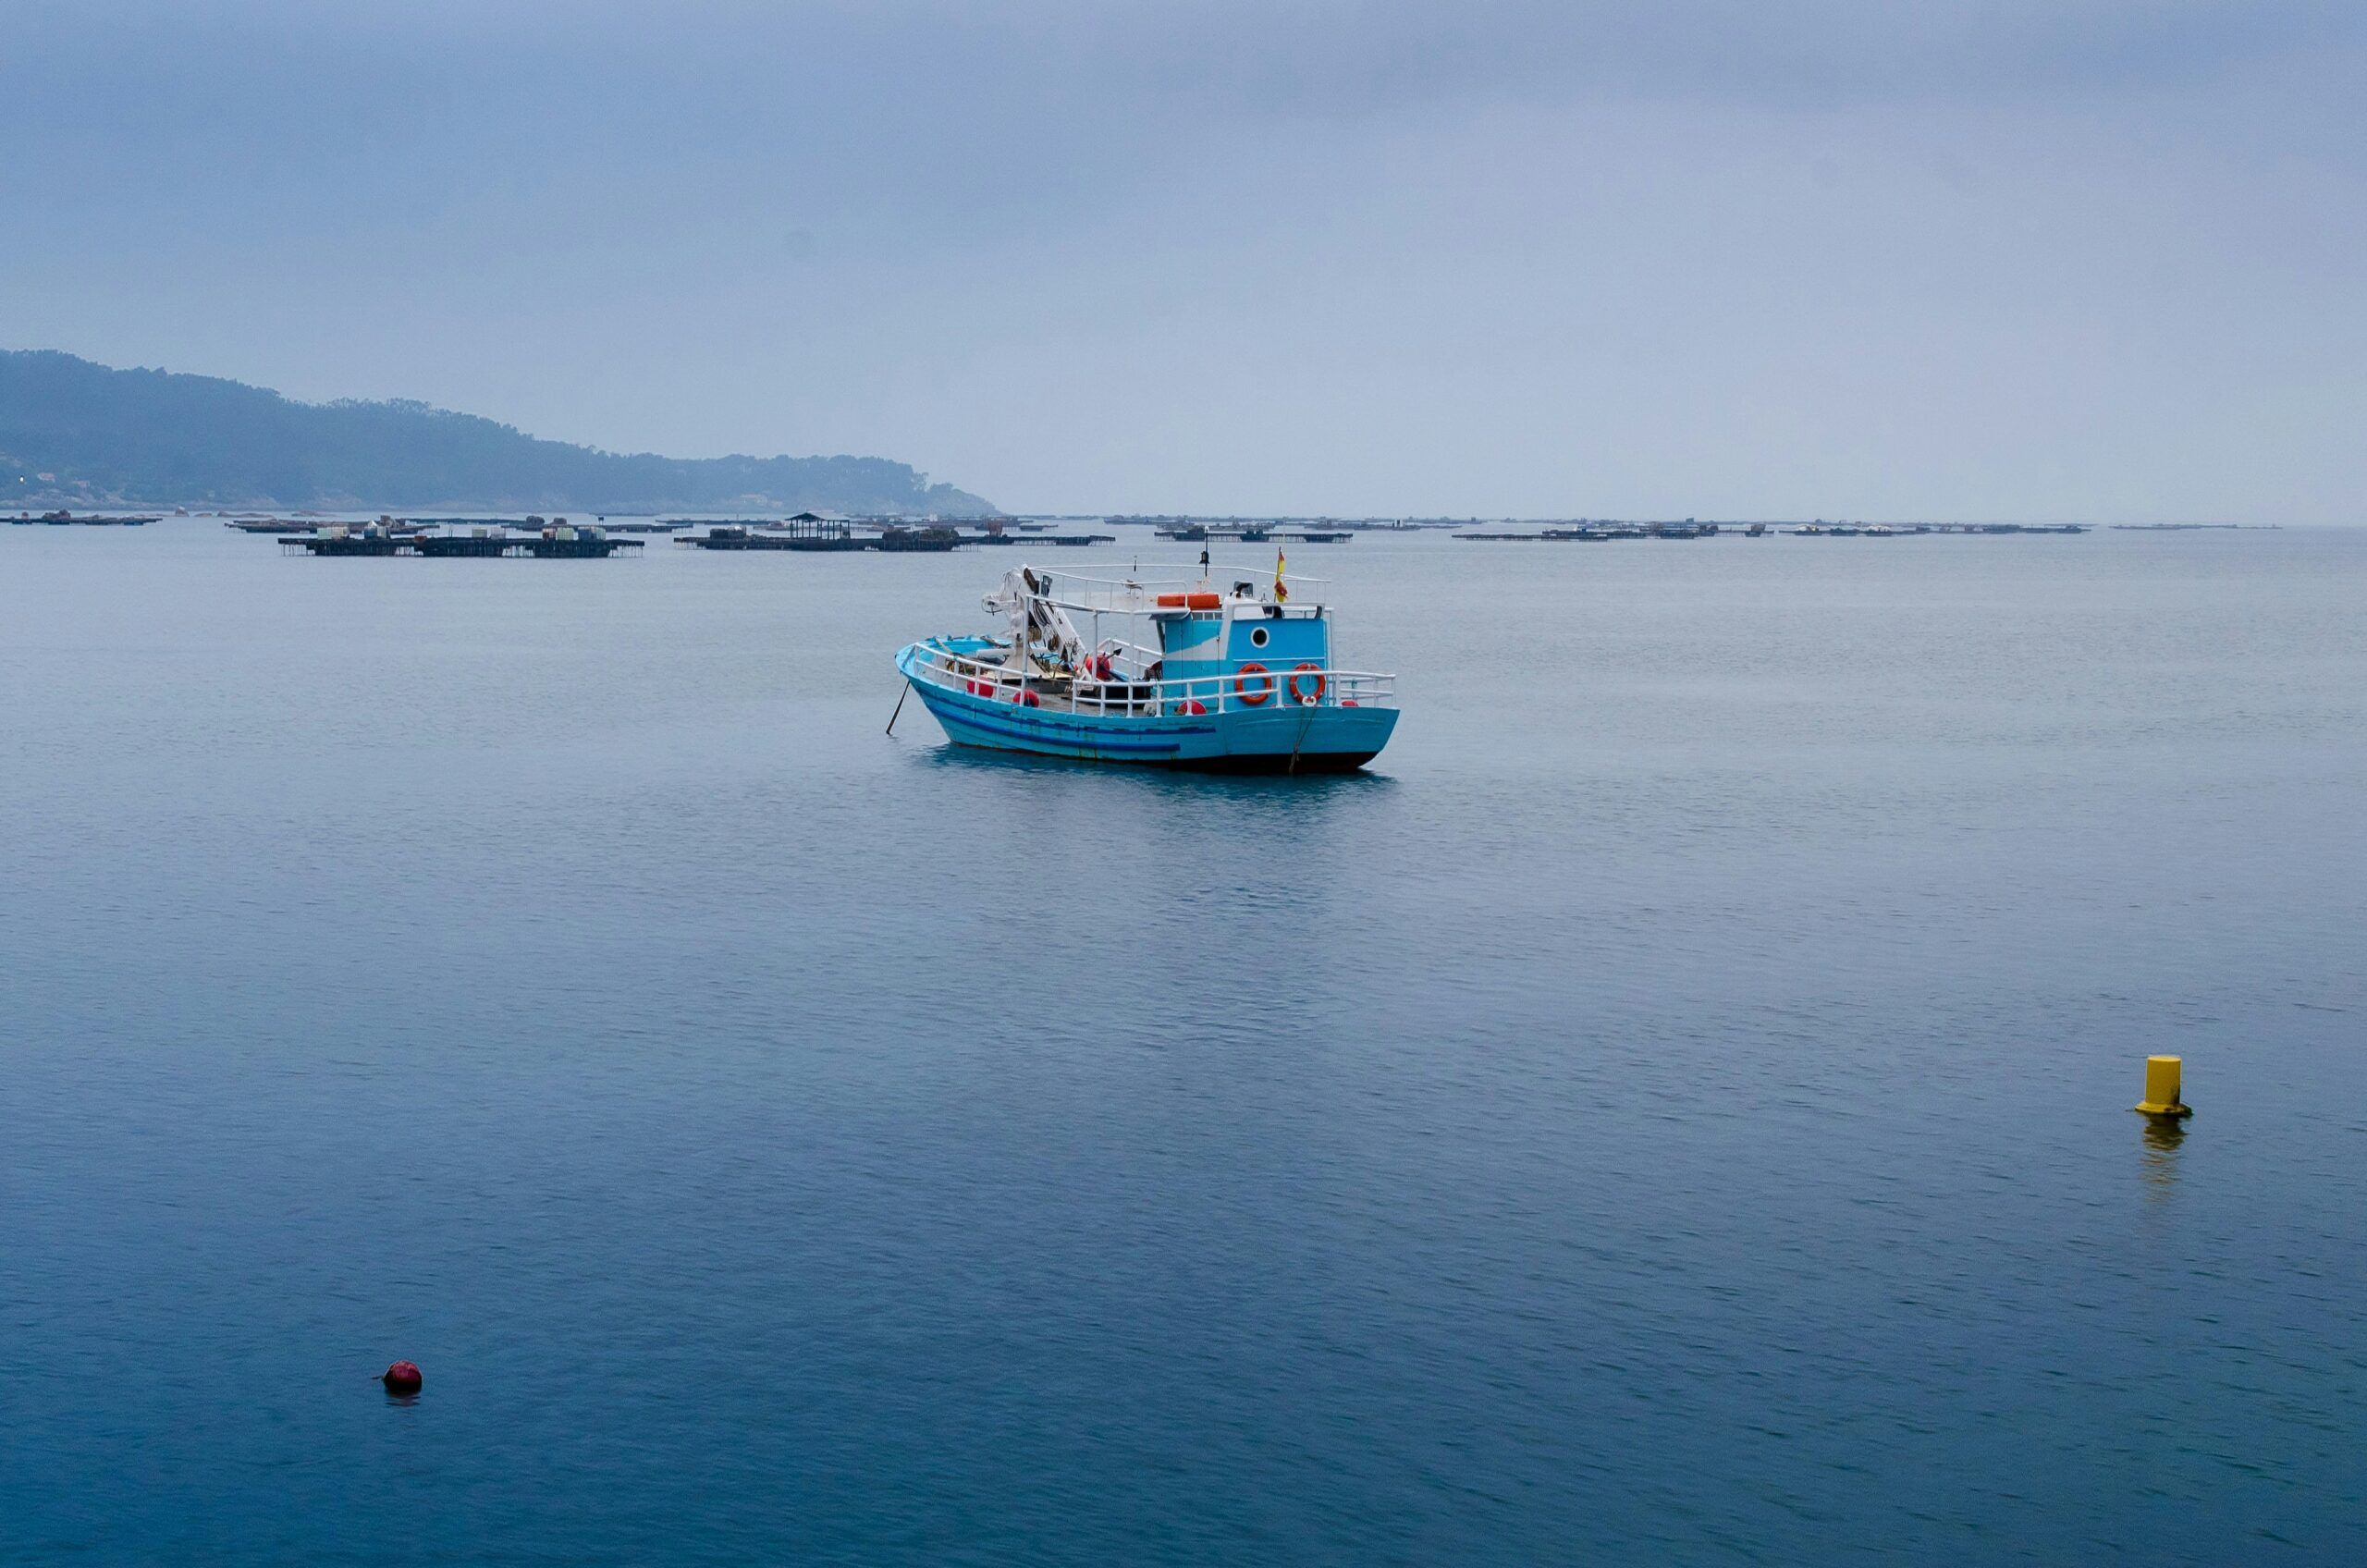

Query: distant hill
(0, 350), (995, 516)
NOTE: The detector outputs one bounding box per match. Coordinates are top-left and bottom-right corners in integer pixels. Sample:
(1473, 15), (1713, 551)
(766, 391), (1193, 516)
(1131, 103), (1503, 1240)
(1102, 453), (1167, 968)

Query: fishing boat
(894, 557), (1399, 772)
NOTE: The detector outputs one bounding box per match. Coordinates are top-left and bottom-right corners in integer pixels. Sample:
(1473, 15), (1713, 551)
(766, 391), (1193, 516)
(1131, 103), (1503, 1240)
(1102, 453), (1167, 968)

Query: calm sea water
(3, 521), (2362, 1564)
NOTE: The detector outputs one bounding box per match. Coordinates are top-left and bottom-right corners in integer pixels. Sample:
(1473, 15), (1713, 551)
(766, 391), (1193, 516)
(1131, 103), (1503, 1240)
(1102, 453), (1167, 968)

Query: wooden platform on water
(680, 522), (966, 553)
(281, 534), (643, 557)
(1456, 521), (2091, 541)
(1153, 525), (1353, 543)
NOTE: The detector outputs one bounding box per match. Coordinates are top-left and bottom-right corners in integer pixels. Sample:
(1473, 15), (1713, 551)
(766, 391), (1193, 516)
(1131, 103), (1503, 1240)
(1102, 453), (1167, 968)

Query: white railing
(910, 643), (1394, 717)
(1011, 566), (1331, 617)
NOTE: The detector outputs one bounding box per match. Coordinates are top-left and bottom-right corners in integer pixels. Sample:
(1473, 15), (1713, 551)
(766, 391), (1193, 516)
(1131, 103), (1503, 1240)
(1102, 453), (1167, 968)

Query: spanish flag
(1274, 548), (1289, 603)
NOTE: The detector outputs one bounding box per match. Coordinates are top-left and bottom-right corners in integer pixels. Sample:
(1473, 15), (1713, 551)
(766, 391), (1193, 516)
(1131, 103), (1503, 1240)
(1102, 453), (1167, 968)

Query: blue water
(4, 523), (2362, 1563)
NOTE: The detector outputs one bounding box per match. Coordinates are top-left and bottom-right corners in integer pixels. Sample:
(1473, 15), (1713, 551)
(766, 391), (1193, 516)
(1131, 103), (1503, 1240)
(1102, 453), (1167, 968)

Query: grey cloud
(5, 0), (2362, 519)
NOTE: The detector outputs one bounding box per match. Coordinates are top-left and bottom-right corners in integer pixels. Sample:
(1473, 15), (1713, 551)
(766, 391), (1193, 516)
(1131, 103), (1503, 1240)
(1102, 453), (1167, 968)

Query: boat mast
(1014, 573), (1029, 676)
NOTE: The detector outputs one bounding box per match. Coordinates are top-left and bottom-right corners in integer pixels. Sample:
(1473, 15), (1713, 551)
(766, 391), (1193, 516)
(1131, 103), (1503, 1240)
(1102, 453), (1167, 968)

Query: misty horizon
(0, 345), (2260, 523)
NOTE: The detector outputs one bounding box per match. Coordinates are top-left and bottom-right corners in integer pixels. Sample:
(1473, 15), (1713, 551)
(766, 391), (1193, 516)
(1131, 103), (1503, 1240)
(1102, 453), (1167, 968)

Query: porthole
(1248, 626), (1269, 649)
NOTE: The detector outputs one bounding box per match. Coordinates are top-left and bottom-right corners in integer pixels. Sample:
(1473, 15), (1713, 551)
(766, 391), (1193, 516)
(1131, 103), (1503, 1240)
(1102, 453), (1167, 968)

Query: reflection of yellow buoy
(2134, 1055), (2192, 1119)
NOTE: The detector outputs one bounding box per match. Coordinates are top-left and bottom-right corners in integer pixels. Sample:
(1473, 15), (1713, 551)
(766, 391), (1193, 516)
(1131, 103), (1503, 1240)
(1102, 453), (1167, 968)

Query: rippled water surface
(4, 522), (2363, 1563)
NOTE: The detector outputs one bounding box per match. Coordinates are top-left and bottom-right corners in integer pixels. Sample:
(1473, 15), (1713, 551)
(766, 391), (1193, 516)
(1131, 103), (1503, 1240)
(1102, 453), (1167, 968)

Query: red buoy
(381, 1361), (423, 1395)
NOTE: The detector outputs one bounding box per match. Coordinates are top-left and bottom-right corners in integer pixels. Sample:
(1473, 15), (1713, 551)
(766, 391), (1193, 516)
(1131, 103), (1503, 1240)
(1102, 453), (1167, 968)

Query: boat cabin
(1147, 582), (1331, 691)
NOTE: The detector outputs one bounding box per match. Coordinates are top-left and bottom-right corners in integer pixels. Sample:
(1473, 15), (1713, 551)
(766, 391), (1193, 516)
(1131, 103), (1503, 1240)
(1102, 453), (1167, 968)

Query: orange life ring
(1287, 663), (1325, 704)
(1234, 662), (1273, 705)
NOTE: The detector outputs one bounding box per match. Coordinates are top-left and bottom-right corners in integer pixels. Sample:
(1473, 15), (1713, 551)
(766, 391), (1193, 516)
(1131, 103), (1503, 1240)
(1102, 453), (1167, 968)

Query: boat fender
(1287, 664), (1325, 705)
(1233, 663), (1273, 705)
(1171, 699), (1208, 717)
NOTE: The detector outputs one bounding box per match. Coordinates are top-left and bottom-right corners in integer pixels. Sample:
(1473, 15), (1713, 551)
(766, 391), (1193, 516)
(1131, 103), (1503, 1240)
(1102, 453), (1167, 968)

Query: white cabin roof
(1004, 565), (1327, 619)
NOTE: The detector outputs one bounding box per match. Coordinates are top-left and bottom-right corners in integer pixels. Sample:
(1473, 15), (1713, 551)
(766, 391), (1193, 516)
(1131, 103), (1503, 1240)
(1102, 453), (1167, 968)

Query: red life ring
(1287, 664), (1325, 704)
(1233, 663), (1273, 705)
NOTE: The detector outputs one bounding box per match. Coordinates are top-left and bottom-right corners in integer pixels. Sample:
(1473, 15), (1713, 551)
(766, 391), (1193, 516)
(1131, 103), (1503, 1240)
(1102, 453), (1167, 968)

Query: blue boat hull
(897, 645), (1397, 772)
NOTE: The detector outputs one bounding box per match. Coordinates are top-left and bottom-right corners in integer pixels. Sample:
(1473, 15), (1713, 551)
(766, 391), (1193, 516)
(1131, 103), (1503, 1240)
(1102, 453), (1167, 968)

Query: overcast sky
(6, 1), (2362, 519)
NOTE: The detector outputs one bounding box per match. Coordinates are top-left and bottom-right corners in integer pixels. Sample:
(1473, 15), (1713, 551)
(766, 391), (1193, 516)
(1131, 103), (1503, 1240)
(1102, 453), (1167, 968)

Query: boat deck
(910, 639), (1395, 718)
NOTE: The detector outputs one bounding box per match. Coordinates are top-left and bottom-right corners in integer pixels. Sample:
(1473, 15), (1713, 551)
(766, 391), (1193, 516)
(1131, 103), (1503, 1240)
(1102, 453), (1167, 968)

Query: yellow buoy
(2134, 1055), (2192, 1119)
